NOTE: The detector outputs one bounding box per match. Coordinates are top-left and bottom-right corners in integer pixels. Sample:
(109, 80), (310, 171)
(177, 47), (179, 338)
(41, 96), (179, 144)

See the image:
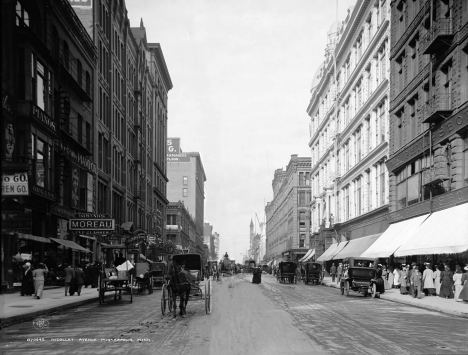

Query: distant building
(265, 155), (312, 263)
(167, 138), (207, 255)
(165, 201), (197, 252)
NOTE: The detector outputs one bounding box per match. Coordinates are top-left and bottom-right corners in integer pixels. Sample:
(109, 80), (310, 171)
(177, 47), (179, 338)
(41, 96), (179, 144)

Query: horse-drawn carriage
(277, 261), (297, 283)
(220, 255), (233, 277)
(161, 253), (212, 319)
(133, 261), (154, 294)
(149, 262), (166, 289)
(303, 262), (322, 285)
(244, 259), (256, 274)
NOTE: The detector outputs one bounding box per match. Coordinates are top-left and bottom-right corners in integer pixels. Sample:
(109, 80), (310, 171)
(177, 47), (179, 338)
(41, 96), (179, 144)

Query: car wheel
(371, 284), (377, 298)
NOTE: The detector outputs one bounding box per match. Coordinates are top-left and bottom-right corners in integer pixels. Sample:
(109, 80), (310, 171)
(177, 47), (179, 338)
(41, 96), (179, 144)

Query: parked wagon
(303, 262), (322, 285)
(340, 257), (379, 297)
(277, 261), (297, 283)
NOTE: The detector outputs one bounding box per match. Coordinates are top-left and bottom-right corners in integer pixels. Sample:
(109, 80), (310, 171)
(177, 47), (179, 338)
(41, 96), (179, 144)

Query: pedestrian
(372, 264), (385, 295)
(410, 262), (423, 299)
(296, 266), (302, 283)
(399, 264), (409, 295)
(439, 264), (454, 299)
(407, 262), (414, 297)
(330, 263), (337, 282)
(74, 265), (86, 296)
(32, 262), (48, 299)
(337, 263), (343, 284)
(393, 264), (400, 289)
(64, 263), (75, 296)
(21, 262), (34, 296)
(433, 264), (442, 295)
(422, 263), (436, 296)
(453, 264), (463, 302)
(382, 265), (391, 290)
(458, 265), (468, 302)
(387, 265), (394, 289)
(84, 263), (92, 288)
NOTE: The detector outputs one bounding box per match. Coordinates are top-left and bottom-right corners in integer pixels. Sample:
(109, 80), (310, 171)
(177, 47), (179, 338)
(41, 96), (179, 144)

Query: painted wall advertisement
(167, 138), (190, 162)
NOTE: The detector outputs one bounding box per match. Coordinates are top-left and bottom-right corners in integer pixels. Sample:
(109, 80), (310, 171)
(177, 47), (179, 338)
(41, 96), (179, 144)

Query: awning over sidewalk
(395, 203), (468, 257)
(333, 234), (382, 259)
(301, 249), (316, 263)
(298, 249), (314, 262)
(331, 242), (348, 259)
(50, 238), (92, 253)
(317, 243), (338, 262)
(16, 233), (51, 243)
(361, 214), (429, 258)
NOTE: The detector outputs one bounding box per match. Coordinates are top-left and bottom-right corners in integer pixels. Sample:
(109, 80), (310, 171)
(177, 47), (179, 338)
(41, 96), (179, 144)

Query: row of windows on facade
(396, 135), (468, 209)
(311, 161), (387, 227)
(312, 41), (388, 140)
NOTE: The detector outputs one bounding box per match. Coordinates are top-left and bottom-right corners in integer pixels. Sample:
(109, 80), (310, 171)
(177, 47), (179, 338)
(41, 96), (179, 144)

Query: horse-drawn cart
(149, 262), (166, 289)
(277, 261), (297, 283)
(161, 253), (212, 318)
(303, 262), (322, 285)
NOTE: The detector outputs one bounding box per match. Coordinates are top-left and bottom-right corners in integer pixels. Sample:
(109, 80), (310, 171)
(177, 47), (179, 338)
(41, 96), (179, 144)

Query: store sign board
(69, 219), (115, 231)
(31, 104), (57, 134)
(32, 185), (56, 201)
(1, 172), (29, 196)
(167, 138), (190, 162)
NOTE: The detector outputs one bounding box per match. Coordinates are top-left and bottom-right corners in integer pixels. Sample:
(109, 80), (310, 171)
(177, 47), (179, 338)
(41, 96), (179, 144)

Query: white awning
(316, 243), (338, 262)
(298, 249), (314, 262)
(361, 214), (429, 258)
(333, 234), (382, 260)
(395, 203), (468, 257)
(302, 249), (316, 263)
(331, 242), (348, 259)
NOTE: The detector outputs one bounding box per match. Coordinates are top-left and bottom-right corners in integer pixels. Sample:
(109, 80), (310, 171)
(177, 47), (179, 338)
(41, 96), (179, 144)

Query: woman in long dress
(382, 266), (390, 290)
(433, 265), (442, 296)
(387, 265), (394, 290)
(453, 264), (463, 302)
(458, 266), (468, 302)
(422, 263), (436, 296)
(393, 265), (400, 289)
(21, 262), (34, 296)
(399, 265), (408, 294)
(439, 264), (454, 299)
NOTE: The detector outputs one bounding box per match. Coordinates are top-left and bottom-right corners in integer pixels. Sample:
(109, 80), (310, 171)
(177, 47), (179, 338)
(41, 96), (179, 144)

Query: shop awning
(331, 242), (349, 259)
(16, 233), (51, 243)
(302, 249), (316, 263)
(50, 238), (92, 253)
(361, 214), (429, 258)
(395, 203), (468, 257)
(298, 249), (314, 262)
(333, 234), (382, 259)
(316, 243), (338, 262)
(121, 222), (133, 231)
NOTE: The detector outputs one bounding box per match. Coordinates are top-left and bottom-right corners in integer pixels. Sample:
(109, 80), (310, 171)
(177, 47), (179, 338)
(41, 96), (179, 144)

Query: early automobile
(339, 257), (379, 297)
(303, 262), (322, 285)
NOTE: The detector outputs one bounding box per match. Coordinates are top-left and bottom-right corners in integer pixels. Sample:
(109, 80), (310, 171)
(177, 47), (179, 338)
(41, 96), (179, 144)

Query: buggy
(277, 261), (297, 283)
(303, 262), (322, 285)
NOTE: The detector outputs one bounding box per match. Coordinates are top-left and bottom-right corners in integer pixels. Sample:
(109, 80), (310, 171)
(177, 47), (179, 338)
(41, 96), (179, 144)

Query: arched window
(16, 1), (29, 27)
(77, 60), (82, 86)
(63, 41), (69, 70)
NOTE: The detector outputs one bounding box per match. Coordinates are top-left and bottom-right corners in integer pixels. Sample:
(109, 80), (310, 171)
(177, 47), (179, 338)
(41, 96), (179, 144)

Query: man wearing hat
(330, 263), (337, 282)
(410, 262), (423, 299)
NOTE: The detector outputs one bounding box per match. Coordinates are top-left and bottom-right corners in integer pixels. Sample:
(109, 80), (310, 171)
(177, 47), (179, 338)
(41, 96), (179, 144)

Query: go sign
(2, 173), (29, 196)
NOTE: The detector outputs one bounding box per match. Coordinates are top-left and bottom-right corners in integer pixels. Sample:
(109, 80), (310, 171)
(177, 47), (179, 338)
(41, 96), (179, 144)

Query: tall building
(73, 4), (172, 256)
(1, 0), (97, 289)
(165, 201), (197, 252)
(377, 0), (468, 260)
(167, 138), (207, 255)
(306, 0), (391, 261)
(203, 222), (213, 247)
(265, 155), (312, 263)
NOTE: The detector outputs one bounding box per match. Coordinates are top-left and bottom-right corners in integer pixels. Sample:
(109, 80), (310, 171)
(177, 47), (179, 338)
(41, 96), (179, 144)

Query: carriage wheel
(345, 281), (350, 297)
(371, 284), (377, 298)
(168, 289), (174, 312)
(161, 284), (167, 315)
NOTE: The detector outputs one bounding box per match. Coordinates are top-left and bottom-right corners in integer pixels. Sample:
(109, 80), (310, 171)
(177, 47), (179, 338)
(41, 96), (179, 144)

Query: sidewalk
(321, 276), (468, 319)
(0, 286), (101, 328)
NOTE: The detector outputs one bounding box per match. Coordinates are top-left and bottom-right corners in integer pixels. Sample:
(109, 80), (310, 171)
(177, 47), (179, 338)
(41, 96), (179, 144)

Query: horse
(167, 261), (191, 320)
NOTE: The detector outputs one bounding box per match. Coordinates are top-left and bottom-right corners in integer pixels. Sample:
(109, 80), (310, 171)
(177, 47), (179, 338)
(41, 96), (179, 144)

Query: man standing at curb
(410, 262), (423, 299)
(330, 263), (337, 283)
(337, 263), (343, 284)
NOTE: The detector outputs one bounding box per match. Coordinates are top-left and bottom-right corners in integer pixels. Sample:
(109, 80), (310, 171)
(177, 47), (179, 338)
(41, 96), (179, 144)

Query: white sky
(126, 0), (357, 263)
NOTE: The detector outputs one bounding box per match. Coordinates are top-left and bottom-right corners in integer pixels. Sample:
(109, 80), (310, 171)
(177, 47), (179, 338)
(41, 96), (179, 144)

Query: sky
(126, 0), (357, 263)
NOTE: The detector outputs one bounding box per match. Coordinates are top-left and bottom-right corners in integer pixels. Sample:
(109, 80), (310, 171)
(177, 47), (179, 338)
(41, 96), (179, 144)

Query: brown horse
(168, 261), (191, 320)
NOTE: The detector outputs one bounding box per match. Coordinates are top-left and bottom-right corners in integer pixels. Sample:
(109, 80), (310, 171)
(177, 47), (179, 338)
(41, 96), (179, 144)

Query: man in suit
(410, 262), (423, 299)
(330, 263), (337, 282)
(64, 263), (75, 296)
(74, 266), (86, 296)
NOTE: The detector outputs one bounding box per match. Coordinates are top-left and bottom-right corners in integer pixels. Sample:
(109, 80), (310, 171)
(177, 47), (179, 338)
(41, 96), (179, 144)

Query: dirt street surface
(1, 273), (467, 355)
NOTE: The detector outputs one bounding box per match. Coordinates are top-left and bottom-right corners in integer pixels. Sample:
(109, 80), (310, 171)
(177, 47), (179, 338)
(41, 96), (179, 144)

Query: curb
(0, 296), (101, 329)
(320, 281), (468, 319)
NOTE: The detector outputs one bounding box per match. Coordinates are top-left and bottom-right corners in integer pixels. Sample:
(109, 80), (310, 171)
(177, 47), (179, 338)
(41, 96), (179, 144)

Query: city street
(1, 274), (467, 355)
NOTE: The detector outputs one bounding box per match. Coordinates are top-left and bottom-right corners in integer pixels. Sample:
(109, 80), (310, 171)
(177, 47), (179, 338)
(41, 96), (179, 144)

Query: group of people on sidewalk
(328, 261), (468, 303)
(20, 261), (49, 299)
